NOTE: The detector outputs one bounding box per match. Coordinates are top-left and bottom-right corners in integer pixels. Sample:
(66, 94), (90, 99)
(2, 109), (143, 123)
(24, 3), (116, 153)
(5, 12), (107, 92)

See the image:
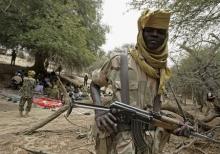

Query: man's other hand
(173, 122), (191, 137)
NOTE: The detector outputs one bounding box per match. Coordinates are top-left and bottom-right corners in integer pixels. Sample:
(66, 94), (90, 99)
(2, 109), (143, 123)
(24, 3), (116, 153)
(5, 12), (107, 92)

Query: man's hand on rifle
(95, 111), (118, 134)
(173, 122), (191, 137)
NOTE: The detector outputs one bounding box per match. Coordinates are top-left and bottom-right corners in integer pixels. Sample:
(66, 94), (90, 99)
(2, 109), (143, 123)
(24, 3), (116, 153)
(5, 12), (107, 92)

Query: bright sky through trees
(101, 0), (140, 52)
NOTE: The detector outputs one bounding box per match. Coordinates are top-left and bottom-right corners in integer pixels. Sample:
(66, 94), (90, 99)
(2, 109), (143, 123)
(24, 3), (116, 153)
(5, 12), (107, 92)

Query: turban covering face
(130, 9), (171, 94)
(28, 70), (36, 77)
(138, 9), (171, 30)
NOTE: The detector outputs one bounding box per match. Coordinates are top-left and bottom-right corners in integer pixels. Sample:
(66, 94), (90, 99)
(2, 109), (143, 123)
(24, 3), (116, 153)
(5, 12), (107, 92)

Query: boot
(19, 111), (23, 117)
(24, 111), (30, 117)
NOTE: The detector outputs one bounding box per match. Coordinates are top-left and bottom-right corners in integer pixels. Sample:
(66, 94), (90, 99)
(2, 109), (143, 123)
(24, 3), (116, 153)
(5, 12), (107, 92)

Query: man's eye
(158, 30), (166, 35)
(144, 27), (153, 33)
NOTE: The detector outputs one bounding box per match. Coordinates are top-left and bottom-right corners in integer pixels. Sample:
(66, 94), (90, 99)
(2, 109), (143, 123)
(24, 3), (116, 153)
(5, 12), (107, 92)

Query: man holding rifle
(90, 9), (185, 154)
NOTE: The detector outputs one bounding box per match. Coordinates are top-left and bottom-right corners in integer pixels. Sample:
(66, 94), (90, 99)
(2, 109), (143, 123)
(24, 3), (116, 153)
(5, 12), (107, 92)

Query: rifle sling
(120, 53), (129, 104)
(153, 77), (161, 112)
(120, 53), (147, 153)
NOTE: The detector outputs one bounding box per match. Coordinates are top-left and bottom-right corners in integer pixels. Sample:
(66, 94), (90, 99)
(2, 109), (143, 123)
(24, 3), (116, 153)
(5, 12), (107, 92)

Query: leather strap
(153, 77), (161, 112)
(120, 53), (129, 104)
(153, 94), (161, 112)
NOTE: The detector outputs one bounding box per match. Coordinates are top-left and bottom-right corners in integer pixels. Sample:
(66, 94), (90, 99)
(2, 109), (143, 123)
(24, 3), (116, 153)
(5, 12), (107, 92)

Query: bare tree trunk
(31, 51), (48, 74)
(191, 87), (194, 103)
(60, 75), (82, 87)
(184, 95), (187, 105)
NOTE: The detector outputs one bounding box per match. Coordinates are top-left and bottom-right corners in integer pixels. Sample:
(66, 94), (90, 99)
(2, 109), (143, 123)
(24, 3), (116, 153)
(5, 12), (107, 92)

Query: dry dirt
(0, 55), (220, 154)
(0, 93), (95, 154)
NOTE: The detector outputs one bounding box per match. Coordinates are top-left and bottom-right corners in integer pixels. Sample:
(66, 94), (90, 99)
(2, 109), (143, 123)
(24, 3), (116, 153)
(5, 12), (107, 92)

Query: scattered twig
(64, 115), (88, 130)
(194, 147), (207, 154)
(1, 0), (14, 13)
(71, 143), (94, 151)
(168, 82), (187, 121)
(72, 148), (94, 154)
(173, 139), (196, 154)
(19, 146), (47, 154)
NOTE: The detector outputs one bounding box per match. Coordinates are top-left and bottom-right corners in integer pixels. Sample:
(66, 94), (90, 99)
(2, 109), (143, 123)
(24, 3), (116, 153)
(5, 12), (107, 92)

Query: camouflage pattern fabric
(19, 76), (36, 112)
(92, 54), (170, 154)
(19, 97), (32, 112)
(19, 77), (36, 97)
(95, 129), (170, 154)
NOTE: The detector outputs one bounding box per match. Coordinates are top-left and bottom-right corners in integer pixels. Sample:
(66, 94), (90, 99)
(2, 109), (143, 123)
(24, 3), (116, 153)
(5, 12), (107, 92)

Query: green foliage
(170, 44), (220, 97)
(129, 0), (220, 43)
(86, 55), (108, 73)
(0, 0), (108, 69)
(107, 43), (135, 57)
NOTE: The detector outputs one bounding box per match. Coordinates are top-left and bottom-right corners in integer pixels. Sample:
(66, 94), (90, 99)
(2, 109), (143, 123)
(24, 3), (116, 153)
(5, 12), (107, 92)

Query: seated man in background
(34, 81), (44, 94)
(47, 78), (60, 100)
(10, 73), (23, 90)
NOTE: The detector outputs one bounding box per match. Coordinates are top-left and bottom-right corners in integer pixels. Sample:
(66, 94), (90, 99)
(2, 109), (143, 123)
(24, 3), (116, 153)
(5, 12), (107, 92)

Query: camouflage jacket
(19, 77), (36, 97)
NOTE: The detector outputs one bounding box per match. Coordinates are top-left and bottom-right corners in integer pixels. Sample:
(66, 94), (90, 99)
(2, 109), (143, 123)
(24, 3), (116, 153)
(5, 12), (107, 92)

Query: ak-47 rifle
(66, 100), (220, 152)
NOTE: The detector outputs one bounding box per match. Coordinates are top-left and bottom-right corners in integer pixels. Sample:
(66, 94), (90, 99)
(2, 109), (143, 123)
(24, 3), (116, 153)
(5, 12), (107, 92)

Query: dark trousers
(11, 58), (15, 66)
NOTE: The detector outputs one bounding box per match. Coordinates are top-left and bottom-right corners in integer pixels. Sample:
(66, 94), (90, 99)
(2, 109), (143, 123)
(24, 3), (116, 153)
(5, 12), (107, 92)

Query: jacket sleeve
(91, 55), (120, 87)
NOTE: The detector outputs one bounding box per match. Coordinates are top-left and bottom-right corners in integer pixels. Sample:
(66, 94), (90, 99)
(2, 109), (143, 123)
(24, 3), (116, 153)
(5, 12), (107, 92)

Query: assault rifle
(66, 101), (220, 152)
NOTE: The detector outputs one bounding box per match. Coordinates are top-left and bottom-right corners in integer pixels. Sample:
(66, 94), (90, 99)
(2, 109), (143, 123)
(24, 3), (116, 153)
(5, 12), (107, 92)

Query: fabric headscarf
(130, 9), (171, 94)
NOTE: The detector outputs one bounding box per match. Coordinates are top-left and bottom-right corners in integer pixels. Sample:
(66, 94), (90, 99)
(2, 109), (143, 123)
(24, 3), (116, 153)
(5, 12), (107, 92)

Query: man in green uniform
(19, 70), (36, 117)
(90, 9), (173, 154)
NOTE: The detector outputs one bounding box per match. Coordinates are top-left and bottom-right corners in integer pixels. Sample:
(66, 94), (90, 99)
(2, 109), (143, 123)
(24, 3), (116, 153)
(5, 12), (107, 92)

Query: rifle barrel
(73, 102), (109, 111)
(191, 132), (220, 144)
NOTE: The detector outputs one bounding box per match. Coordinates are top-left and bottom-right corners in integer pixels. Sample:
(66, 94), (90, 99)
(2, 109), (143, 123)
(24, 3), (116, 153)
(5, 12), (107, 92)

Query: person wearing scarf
(90, 9), (172, 154)
(130, 9), (171, 95)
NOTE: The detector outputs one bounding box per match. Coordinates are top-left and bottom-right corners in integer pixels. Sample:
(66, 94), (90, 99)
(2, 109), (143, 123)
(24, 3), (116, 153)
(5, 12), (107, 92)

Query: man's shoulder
(12, 75), (21, 80)
(108, 52), (133, 69)
(109, 54), (120, 61)
(23, 77), (35, 82)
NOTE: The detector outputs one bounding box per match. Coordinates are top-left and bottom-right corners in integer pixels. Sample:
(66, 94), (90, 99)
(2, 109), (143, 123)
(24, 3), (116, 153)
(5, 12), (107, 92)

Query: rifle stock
(152, 118), (177, 130)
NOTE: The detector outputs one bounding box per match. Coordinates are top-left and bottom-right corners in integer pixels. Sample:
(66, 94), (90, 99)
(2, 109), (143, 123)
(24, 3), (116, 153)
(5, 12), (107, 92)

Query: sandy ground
(0, 90), (95, 154)
(0, 55), (34, 67)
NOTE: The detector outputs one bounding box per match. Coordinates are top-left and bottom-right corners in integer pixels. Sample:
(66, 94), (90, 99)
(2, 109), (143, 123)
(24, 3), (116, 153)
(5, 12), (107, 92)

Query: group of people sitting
(65, 83), (84, 101)
(10, 69), (92, 103)
(9, 69), (90, 117)
(10, 70), (25, 90)
(10, 70), (61, 100)
(35, 71), (61, 99)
